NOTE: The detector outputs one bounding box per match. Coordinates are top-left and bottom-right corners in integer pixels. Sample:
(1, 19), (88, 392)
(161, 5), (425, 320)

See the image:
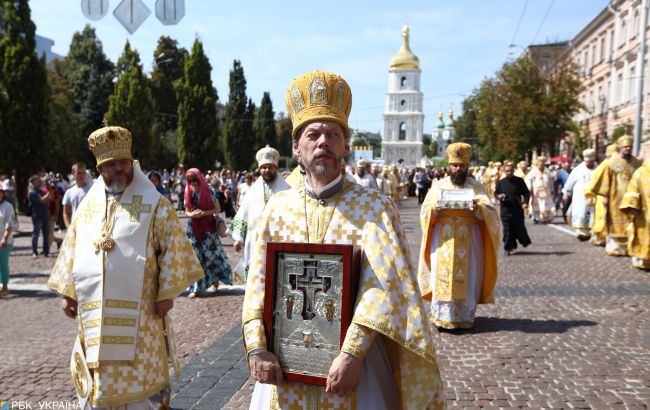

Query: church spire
(389, 25), (420, 71)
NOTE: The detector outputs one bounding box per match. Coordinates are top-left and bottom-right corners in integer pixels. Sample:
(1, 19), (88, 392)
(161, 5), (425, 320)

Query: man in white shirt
(62, 162), (92, 228)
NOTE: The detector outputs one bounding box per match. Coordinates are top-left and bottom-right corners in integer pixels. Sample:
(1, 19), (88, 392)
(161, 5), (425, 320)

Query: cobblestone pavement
(2, 198), (650, 409)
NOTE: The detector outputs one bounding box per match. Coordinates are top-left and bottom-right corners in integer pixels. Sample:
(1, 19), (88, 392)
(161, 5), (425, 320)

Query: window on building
(617, 73), (624, 104)
(583, 49), (589, 68)
(400, 76), (407, 88)
(629, 65), (636, 102)
(400, 99), (406, 109)
(620, 17), (627, 46)
(591, 44), (596, 67)
(633, 8), (640, 37)
(399, 122), (406, 140)
(600, 37), (606, 62)
(610, 29), (615, 57)
(597, 85), (603, 113)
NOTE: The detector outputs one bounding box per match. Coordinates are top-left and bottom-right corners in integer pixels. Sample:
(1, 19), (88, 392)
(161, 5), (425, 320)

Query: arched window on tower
(400, 76), (407, 88)
(399, 122), (406, 140)
(400, 99), (406, 110)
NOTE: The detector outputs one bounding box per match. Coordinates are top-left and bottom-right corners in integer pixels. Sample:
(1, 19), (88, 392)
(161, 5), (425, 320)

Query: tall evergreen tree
(253, 92), (277, 151)
(151, 36), (187, 168)
(63, 24), (114, 164)
(274, 112), (293, 158)
(105, 41), (155, 166)
(44, 59), (85, 171)
(222, 60), (255, 170)
(176, 39), (219, 171)
(0, 0), (49, 205)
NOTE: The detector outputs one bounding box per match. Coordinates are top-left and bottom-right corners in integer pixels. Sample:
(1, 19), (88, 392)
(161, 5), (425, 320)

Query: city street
(1, 198), (649, 409)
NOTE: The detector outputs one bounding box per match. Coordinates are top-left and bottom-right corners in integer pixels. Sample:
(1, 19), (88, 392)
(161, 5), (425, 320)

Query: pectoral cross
(121, 195), (152, 222)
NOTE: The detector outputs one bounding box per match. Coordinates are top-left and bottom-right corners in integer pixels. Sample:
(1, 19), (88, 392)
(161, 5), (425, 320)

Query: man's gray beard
(304, 158), (339, 177)
(106, 179), (127, 194)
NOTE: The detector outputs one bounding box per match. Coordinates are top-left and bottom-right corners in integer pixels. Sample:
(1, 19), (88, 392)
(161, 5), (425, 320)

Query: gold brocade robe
(242, 180), (446, 410)
(620, 161), (650, 269)
(48, 198), (204, 408)
(585, 161), (608, 245)
(285, 166), (305, 190)
(417, 177), (501, 306)
(585, 153), (642, 249)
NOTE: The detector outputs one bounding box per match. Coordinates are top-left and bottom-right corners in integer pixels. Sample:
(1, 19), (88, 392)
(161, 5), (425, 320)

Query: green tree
(222, 60), (255, 170)
(458, 56), (583, 162)
(176, 39), (219, 171)
(44, 59), (85, 171)
(63, 24), (114, 164)
(274, 112), (293, 160)
(0, 0), (49, 205)
(105, 41), (155, 166)
(253, 92), (277, 151)
(151, 36), (187, 168)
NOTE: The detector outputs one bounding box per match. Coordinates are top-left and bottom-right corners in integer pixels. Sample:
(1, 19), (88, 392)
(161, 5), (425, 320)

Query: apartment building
(561, 0), (650, 158)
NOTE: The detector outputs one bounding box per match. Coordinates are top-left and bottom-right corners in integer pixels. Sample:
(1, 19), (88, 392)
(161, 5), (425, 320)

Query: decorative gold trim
(81, 300), (102, 311)
(156, 270), (204, 301)
(86, 337), (100, 347)
(106, 299), (138, 309)
(83, 319), (101, 328)
(433, 319), (474, 329)
(102, 335), (135, 344)
(90, 381), (170, 408)
(104, 317), (136, 327)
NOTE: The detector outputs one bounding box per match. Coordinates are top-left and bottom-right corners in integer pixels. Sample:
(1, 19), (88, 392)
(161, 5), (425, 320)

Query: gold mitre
(256, 145), (280, 167)
(285, 70), (352, 139)
(617, 134), (633, 148)
(447, 142), (472, 164)
(606, 143), (617, 156)
(88, 126), (133, 169)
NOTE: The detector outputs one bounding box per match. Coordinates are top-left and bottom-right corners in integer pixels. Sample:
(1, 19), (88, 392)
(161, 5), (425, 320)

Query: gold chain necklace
(93, 196), (119, 252)
(303, 187), (344, 244)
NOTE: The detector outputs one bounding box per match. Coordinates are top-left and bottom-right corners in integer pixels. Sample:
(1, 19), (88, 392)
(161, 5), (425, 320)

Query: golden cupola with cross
(389, 25), (420, 71)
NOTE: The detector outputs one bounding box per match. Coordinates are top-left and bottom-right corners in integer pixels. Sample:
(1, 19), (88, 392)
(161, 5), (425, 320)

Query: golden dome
(389, 25), (420, 70)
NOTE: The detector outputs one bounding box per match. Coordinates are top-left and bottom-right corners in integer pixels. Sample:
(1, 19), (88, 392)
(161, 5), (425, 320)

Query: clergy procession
(3, 1), (650, 409)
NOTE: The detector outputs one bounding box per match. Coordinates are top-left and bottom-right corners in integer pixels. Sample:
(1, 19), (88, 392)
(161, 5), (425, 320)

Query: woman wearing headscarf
(147, 170), (172, 202)
(185, 168), (233, 297)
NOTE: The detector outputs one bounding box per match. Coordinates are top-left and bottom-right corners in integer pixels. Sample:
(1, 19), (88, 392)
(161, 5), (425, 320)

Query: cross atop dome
(389, 24), (420, 71)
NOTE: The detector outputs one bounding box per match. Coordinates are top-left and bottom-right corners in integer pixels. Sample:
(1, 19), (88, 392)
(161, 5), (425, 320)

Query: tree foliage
(222, 60), (256, 170)
(44, 59), (85, 170)
(274, 112), (293, 158)
(105, 41), (155, 166)
(253, 92), (277, 151)
(455, 56), (583, 162)
(151, 36), (187, 168)
(0, 0), (49, 205)
(63, 24), (114, 163)
(176, 39), (219, 171)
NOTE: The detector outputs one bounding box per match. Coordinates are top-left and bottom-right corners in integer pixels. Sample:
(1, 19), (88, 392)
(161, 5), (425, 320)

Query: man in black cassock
(495, 163), (531, 255)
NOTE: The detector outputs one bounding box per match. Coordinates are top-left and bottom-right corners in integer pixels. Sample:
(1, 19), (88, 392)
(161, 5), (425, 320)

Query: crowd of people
(0, 67), (646, 409)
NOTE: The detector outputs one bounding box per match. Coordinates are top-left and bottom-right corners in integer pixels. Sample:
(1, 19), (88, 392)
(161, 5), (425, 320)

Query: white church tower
(382, 25), (423, 166)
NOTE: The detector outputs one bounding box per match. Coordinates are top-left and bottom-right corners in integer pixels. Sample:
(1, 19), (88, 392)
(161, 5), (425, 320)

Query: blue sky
(30, 0), (608, 134)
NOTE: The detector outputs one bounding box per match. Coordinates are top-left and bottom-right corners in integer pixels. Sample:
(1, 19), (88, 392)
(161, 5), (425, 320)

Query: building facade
(382, 26), (424, 166)
(560, 0), (650, 159)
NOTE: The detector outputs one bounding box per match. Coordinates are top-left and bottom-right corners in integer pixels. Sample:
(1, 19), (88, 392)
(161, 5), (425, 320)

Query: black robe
(495, 176), (532, 251)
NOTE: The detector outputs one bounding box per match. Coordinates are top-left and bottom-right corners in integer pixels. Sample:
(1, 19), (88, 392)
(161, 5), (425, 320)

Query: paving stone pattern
(2, 199), (650, 409)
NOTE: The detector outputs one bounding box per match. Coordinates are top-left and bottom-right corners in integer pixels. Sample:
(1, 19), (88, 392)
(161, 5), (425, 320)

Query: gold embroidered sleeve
(621, 169), (641, 210)
(243, 319), (267, 353)
(154, 198), (204, 302)
(47, 220), (77, 299)
(341, 323), (376, 360)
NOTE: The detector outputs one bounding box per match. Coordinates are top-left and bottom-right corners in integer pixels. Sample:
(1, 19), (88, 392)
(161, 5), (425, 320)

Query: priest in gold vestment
(418, 142), (501, 329)
(48, 126), (203, 409)
(242, 70), (445, 409)
(586, 144), (617, 246)
(585, 135), (642, 256)
(620, 160), (650, 270)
